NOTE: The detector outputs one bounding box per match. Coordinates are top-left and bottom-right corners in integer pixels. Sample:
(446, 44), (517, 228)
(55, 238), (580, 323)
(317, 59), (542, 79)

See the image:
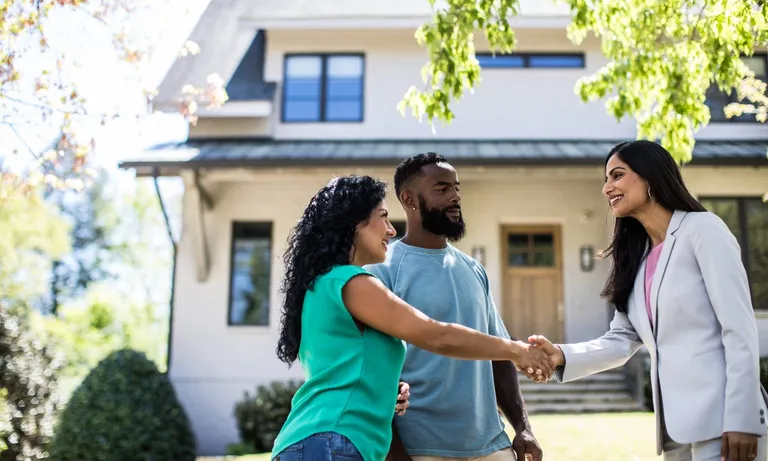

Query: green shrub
(760, 356), (768, 391)
(0, 308), (61, 461)
(233, 379), (303, 453)
(48, 348), (196, 461)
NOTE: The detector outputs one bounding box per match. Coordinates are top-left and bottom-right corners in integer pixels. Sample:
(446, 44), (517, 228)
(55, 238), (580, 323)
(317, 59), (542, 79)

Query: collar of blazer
(639, 209), (689, 338)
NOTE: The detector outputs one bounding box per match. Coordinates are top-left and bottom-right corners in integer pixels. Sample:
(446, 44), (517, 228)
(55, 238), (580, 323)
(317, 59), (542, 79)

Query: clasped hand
(514, 335), (564, 383)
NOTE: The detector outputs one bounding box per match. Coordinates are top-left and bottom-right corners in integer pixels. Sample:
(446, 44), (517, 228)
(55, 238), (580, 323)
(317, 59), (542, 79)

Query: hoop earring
(648, 186), (654, 202)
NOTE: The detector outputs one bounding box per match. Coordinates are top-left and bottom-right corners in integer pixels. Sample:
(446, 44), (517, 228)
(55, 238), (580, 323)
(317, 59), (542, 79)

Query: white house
(119, 0), (768, 455)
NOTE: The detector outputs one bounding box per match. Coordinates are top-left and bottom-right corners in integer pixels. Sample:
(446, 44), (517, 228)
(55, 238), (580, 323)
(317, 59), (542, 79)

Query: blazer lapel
(631, 255), (655, 344)
(650, 210), (687, 337)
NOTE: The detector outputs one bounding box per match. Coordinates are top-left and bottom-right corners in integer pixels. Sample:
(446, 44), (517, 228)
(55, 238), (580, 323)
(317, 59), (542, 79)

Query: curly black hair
(393, 152), (447, 200)
(276, 175), (388, 365)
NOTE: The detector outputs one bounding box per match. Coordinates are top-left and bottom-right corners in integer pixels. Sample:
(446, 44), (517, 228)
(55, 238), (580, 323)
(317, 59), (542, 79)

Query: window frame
(227, 221), (274, 327)
(699, 196), (767, 310)
(475, 52), (586, 69)
(281, 52), (366, 124)
(707, 53), (767, 124)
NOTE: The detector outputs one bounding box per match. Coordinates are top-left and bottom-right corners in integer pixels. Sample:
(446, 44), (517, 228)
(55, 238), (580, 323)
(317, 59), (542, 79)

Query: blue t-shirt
(365, 241), (512, 458)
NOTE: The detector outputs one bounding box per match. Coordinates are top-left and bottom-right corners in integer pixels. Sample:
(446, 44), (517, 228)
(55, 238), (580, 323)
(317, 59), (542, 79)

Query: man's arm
(386, 419), (412, 461)
(492, 360), (531, 433)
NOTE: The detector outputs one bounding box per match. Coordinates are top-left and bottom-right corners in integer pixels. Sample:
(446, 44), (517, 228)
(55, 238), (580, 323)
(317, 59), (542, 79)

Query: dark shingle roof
(119, 139), (768, 173)
(225, 30), (277, 101)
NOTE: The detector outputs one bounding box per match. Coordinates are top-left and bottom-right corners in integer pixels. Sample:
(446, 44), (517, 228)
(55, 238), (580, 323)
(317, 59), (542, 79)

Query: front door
(501, 225), (564, 343)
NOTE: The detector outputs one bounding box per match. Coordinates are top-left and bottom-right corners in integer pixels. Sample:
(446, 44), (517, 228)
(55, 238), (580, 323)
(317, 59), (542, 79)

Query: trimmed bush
(0, 308), (61, 461)
(233, 380), (303, 453)
(48, 348), (196, 461)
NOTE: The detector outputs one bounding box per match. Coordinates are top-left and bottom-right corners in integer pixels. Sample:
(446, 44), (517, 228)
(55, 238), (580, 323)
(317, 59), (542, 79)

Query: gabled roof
(225, 31), (277, 101)
(154, 0), (276, 109)
(119, 139), (768, 176)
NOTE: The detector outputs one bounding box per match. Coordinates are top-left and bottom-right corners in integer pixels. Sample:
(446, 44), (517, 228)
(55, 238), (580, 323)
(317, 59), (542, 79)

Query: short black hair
(393, 152), (448, 200)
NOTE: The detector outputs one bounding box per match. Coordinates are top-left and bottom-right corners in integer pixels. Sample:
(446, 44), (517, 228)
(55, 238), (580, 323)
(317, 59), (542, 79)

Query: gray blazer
(557, 210), (766, 454)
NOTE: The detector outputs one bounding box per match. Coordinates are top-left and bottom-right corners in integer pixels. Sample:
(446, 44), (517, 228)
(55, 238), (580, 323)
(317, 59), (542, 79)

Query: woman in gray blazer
(528, 140), (767, 461)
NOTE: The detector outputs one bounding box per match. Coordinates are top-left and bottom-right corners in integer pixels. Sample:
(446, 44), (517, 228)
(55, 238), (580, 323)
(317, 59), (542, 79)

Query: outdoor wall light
(579, 245), (595, 272)
(471, 245), (486, 266)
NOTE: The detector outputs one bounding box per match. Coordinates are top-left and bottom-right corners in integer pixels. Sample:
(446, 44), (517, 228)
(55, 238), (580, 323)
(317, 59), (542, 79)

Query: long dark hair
(600, 140), (706, 313)
(276, 175), (388, 365)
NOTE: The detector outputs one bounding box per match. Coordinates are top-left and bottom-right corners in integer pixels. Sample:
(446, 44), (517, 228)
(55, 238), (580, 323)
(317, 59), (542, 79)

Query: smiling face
(602, 153), (652, 218)
(352, 200), (397, 265)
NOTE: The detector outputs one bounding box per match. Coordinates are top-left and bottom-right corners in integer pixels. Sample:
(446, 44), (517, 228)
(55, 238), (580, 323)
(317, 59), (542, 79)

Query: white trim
(197, 101), (273, 118)
(238, 15), (572, 30)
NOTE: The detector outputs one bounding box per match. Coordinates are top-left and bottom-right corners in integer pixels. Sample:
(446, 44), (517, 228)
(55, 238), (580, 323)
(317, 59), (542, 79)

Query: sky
(0, 0), (219, 313)
(1, 0), (212, 174)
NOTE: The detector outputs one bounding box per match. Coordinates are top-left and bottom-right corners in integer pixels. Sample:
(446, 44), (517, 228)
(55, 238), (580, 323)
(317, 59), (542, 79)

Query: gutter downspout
(153, 169), (177, 374)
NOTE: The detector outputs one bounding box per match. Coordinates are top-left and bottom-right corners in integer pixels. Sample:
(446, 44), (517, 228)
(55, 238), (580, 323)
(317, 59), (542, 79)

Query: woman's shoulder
(680, 210), (730, 233)
(678, 211), (735, 245)
(317, 265), (372, 284)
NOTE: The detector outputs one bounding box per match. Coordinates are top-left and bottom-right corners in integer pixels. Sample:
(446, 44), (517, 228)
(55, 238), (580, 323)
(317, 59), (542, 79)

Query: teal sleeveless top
(272, 265), (407, 461)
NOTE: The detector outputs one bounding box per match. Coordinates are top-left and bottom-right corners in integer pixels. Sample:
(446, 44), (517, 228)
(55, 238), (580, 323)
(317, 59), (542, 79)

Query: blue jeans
(274, 432), (365, 461)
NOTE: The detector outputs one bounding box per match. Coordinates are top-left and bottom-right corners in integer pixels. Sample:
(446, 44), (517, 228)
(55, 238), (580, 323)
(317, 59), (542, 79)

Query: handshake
(511, 335), (565, 383)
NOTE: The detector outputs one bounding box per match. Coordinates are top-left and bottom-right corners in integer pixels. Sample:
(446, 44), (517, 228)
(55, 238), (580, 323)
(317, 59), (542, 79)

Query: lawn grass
(199, 412), (661, 461)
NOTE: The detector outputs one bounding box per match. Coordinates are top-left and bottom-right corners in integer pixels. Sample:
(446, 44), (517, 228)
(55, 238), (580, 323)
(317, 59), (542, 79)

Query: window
(706, 54), (767, 123)
(506, 232), (556, 267)
(282, 54), (365, 122)
(700, 198), (768, 310)
(229, 222), (272, 326)
(476, 53), (585, 69)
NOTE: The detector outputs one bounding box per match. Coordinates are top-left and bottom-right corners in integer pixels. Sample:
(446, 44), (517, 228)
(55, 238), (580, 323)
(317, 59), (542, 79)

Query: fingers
(732, 439), (743, 461)
(721, 434), (728, 461)
(513, 445), (525, 461)
(395, 399), (409, 415)
(396, 381), (410, 416)
(748, 438), (758, 461)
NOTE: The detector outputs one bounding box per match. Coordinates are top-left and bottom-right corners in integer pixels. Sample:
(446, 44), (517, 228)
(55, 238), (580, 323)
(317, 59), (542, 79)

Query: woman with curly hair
(271, 175), (552, 461)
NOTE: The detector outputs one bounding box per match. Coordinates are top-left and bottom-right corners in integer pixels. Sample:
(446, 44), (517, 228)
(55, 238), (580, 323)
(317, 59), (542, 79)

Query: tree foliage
(1, 0), (228, 187)
(402, 0), (768, 163)
(0, 306), (62, 461)
(0, 180), (70, 306)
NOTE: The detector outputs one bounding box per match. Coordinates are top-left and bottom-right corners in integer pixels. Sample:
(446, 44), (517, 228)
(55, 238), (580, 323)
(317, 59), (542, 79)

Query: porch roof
(119, 139), (768, 176)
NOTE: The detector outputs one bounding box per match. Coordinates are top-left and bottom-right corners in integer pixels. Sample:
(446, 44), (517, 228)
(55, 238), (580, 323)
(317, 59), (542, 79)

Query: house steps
(519, 370), (644, 414)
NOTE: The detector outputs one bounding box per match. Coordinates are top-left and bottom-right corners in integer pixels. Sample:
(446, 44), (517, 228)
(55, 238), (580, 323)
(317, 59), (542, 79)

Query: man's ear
(400, 190), (416, 210)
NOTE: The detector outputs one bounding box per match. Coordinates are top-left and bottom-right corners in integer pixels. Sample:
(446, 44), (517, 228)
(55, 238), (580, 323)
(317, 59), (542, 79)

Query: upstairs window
(282, 54), (365, 123)
(707, 54), (767, 123)
(476, 53), (585, 69)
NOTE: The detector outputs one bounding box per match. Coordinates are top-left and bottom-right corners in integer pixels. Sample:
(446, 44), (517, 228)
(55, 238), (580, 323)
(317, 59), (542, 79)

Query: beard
(418, 195), (466, 242)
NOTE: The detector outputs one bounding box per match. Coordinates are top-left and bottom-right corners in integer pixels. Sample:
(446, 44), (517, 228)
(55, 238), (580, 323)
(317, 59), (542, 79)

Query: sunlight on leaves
(405, 0), (768, 164)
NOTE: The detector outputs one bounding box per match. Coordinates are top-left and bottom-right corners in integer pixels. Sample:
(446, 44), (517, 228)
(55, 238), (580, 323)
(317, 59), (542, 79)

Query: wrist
(512, 420), (532, 434)
(508, 340), (525, 360)
(554, 345), (565, 367)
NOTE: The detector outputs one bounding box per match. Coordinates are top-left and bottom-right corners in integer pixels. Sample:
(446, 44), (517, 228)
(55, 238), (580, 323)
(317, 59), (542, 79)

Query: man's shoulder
(448, 245), (488, 277)
(364, 241), (407, 277)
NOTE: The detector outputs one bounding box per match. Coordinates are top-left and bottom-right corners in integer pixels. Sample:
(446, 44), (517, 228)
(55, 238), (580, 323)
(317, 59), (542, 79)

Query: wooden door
(501, 225), (564, 343)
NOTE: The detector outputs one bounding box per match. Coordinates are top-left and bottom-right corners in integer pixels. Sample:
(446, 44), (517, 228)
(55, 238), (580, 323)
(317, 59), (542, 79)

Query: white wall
(257, 28), (768, 141)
